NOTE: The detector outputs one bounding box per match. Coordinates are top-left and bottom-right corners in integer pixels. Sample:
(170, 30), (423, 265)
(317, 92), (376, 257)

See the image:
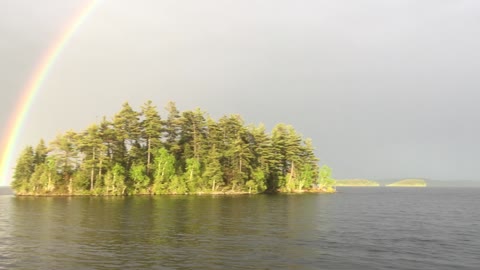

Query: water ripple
(1, 188), (479, 269)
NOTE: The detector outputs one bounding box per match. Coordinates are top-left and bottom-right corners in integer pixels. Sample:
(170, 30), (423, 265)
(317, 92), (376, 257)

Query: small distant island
(335, 178), (427, 187)
(11, 101), (335, 196)
(335, 179), (380, 187)
(387, 179), (427, 187)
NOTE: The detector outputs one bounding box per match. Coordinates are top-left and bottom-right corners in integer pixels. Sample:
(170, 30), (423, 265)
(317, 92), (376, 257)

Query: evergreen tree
(163, 101), (182, 158)
(44, 156), (58, 192)
(250, 124), (275, 190)
(12, 146), (35, 192)
(298, 164), (315, 190)
(202, 145), (223, 192)
(112, 102), (142, 168)
(11, 100), (328, 195)
(50, 130), (80, 193)
(271, 124), (305, 191)
(33, 139), (48, 166)
(81, 117), (110, 189)
(78, 124), (104, 191)
(232, 131), (253, 188)
(179, 109), (207, 161)
(141, 100), (163, 174)
(29, 163), (46, 193)
(246, 167), (267, 193)
(217, 115), (246, 187)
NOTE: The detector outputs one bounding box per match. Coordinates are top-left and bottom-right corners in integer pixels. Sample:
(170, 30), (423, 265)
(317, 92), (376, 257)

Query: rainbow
(0, 0), (100, 186)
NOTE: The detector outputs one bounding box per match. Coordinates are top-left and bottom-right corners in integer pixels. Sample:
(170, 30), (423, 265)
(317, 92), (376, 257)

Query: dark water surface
(1, 188), (479, 269)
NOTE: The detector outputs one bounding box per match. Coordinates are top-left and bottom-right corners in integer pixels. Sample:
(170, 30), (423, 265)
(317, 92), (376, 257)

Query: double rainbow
(0, 0), (100, 186)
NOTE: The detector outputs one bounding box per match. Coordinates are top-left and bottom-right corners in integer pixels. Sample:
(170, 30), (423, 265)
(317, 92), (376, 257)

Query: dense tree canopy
(12, 101), (335, 195)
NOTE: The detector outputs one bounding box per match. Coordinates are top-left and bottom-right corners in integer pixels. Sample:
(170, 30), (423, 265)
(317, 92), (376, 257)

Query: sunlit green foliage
(318, 165), (336, 192)
(152, 148), (176, 194)
(12, 101), (334, 195)
(104, 163), (127, 195)
(130, 163), (149, 193)
(202, 146), (223, 192)
(12, 146), (35, 193)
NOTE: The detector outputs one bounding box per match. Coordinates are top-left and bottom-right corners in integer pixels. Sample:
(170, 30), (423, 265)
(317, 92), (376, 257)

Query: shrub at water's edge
(11, 100), (336, 196)
(387, 179), (426, 187)
(335, 179), (380, 187)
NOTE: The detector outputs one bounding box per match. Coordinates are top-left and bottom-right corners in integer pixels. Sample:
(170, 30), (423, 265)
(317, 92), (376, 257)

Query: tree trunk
(288, 161), (295, 190)
(98, 158), (103, 184)
(239, 155), (243, 180)
(68, 178), (73, 195)
(193, 123), (198, 160)
(47, 173), (53, 192)
(147, 137), (151, 174)
(112, 174), (116, 195)
(90, 168), (95, 191)
(161, 161), (166, 178)
(290, 161), (295, 178)
(90, 148), (96, 191)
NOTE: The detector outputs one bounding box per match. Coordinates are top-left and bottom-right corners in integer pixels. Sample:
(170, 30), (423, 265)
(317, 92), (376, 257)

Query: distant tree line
(12, 101), (335, 195)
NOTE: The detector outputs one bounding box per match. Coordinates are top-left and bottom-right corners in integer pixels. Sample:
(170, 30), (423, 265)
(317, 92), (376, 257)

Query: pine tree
(50, 131), (80, 193)
(29, 163), (46, 193)
(12, 146), (35, 193)
(250, 124), (274, 190)
(179, 109), (207, 161)
(78, 124), (103, 191)
(96, 117), (112, 167)
(232, 131), (253, 188)
(112, 102), (142, 169)
(140, 100), (163, 174)
(217, 115), (246, 187)
(270, 124), (305, 191)
(202, 145), (223, 192)
(163, 101), (182, 158)
(298, 138), (319, 189)
(44, 156), (58, 192)
(33, 139), (48, 166)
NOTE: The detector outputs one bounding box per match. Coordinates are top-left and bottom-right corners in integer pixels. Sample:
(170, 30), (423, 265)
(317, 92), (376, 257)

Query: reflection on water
(0, 189), (479, 269)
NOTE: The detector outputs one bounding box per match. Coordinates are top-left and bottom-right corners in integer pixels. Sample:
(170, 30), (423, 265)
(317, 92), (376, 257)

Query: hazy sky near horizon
(1, 0), (480, 182)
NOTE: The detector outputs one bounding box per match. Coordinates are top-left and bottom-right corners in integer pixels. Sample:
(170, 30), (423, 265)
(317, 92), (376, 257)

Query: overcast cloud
(1, 0), (480, 182)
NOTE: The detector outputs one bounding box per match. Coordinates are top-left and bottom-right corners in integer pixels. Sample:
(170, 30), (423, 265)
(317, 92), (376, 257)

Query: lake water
(0, 188), (479, 269)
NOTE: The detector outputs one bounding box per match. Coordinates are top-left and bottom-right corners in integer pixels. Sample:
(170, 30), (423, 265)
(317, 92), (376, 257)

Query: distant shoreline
(11, 187), (336, 197)
(335, 179), (380, 187)
(386, 179), (426, 187)
(336, 178), (429, 187)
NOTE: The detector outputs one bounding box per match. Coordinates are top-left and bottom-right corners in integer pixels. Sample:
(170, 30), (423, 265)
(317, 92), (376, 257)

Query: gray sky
(1, 0), (480, 183)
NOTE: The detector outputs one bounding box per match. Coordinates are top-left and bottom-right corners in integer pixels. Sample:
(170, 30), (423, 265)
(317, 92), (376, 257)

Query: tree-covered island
(12, 101), (335, 196)
(387, 179), (426, 187)
(335, 179), (380, 187)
